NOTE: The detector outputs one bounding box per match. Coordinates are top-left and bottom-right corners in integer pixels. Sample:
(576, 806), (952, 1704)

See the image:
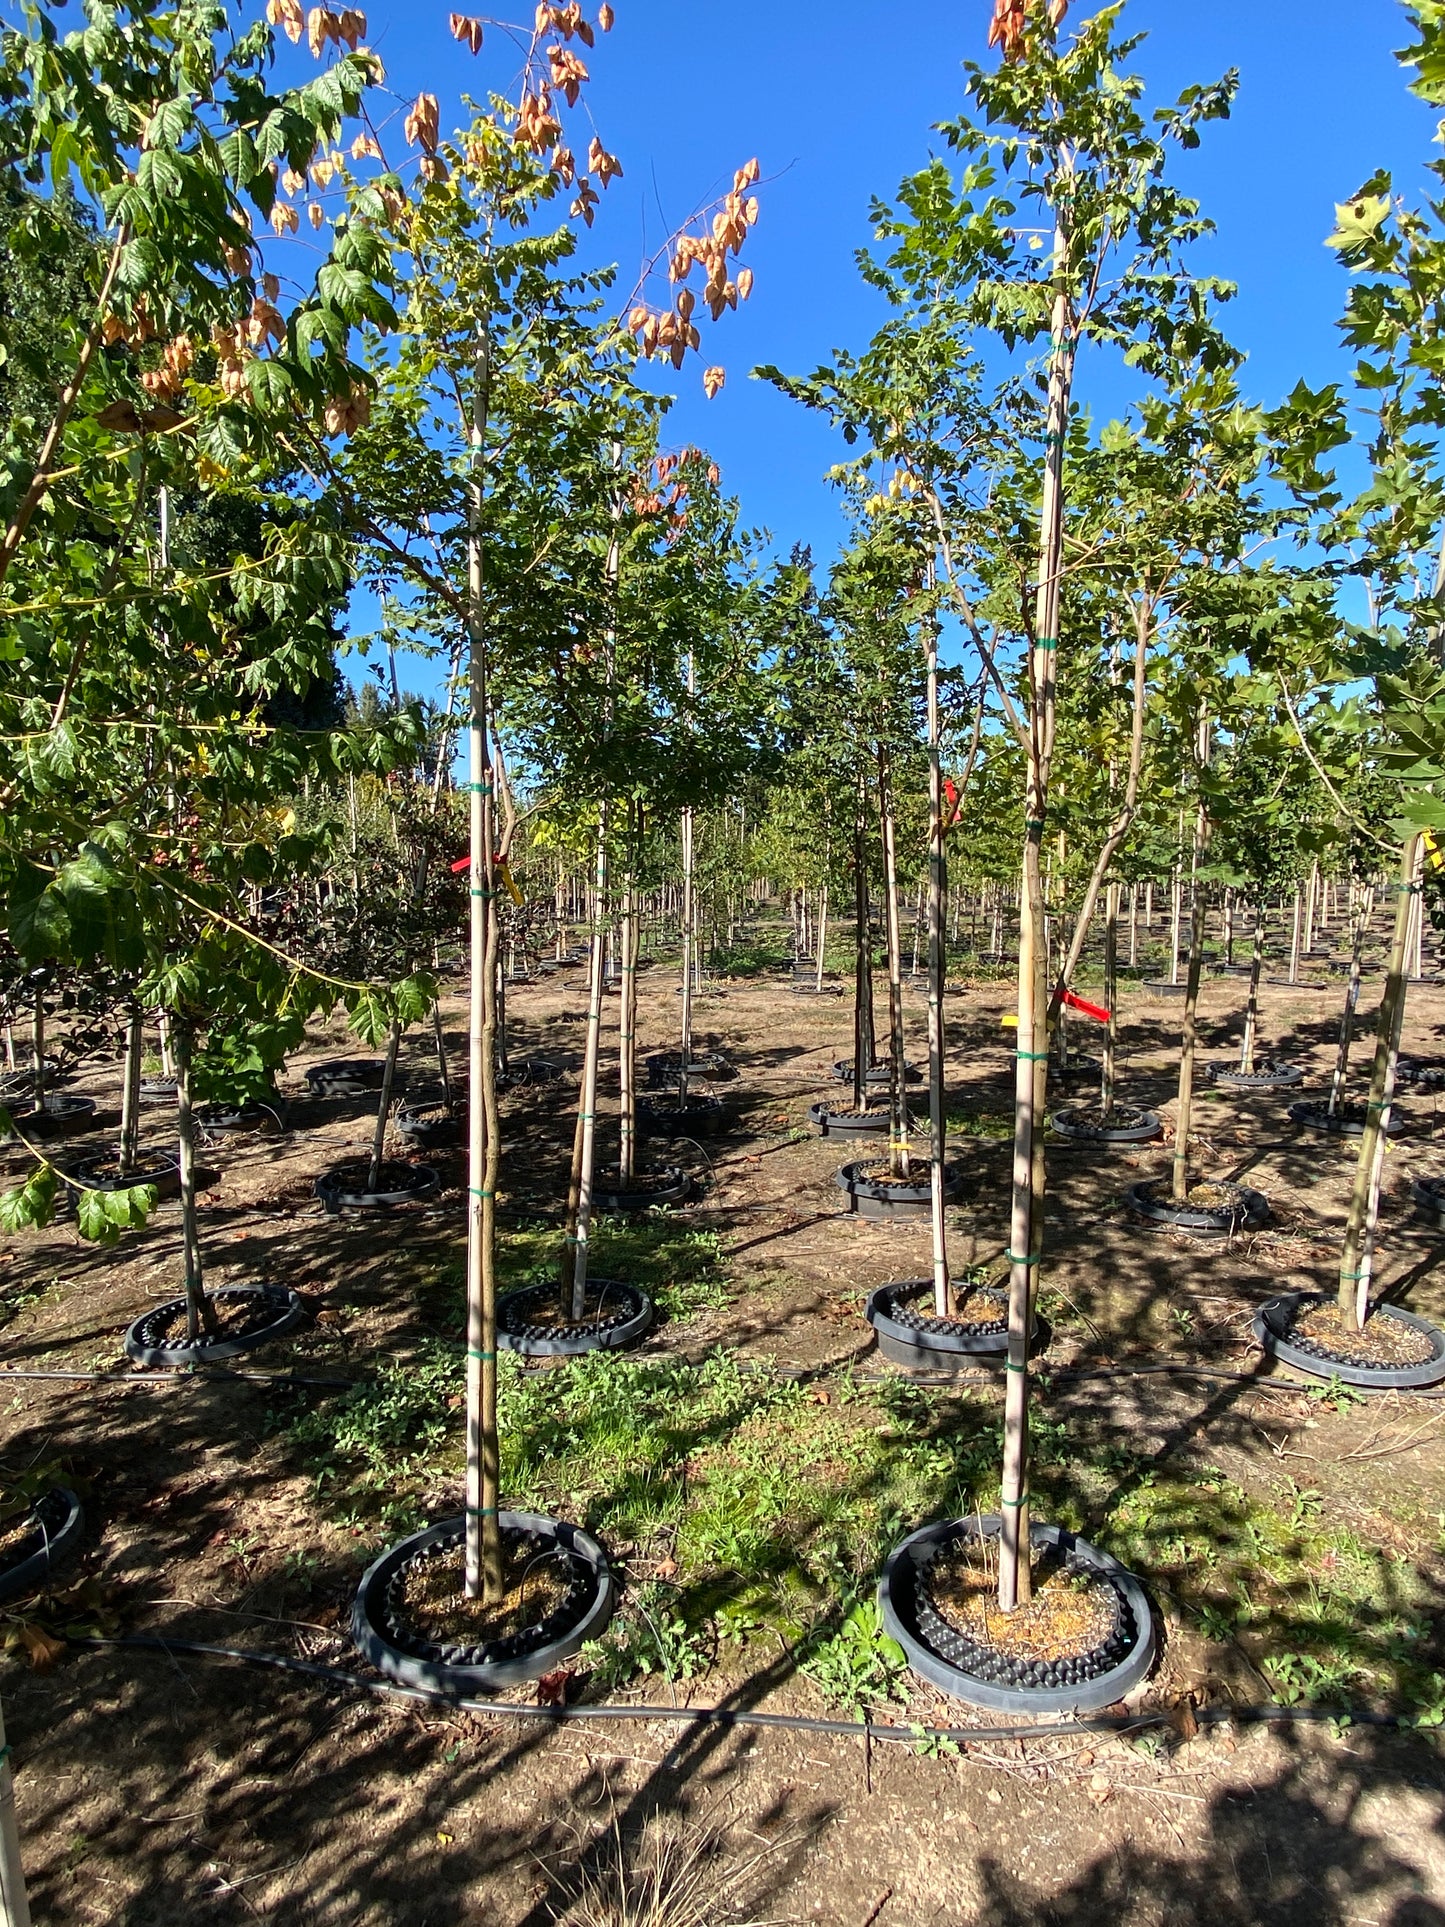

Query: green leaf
(0, 1166), (58, 1234)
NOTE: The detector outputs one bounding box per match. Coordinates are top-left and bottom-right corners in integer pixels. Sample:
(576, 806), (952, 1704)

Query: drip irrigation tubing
(0, 1368), (357, 1387)
(68, 1634), (1428, 1743)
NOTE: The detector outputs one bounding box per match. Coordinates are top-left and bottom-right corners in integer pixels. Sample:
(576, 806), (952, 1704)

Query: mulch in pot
(393, 1532), (576, 1653)
(924, 1540), (1122, 1671)
(1279, 1300), (1436, 1372)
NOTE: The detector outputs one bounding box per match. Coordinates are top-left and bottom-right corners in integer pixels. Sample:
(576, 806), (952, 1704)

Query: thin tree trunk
(1289, 886), (1303, 985)
(999, 251), (1072, 1616)
(1339, 837), (1422, 1330)
(31, 994), (43, 1111)
(565, 811), (610, 1319)
(815, 886), (829, 993)
(1171, 718), (1213, 1204)
(0, 1692), (32, 1927)
(1240, 902), (1266, 1074)
(367, 1022), (402, 1193)
(1169, 870), (1182, 985)
(853, 788), (875, 1114)
(619, 809), (640, 1189)
(1101, 883), (1118, 1120)
(1327, 886), (1374, 1118)
(463, 331), (503, 1607)
(925, 605), (951, 1315)
(877, 747), (910, 1182)
(174, 1022), (219, 1343)
(119, 1004), (143, 1178)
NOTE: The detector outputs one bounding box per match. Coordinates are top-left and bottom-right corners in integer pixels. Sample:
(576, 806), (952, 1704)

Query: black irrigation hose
(68, 1634), (1425, 1743)
(0, 1369), (357, 1388)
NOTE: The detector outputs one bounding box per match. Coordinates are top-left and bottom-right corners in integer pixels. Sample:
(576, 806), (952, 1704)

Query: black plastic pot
(646, 1050), (734, 1088)
(1209, 1061), (1304, 1091)
(124, 1284), (307, 1367)
(1412, 1174), (1445, 1230)
(866, 1279), (1013, 1367)
(830, 1059), (921, 1088)
(304, 1059), (387, 1098)
(138, 1076), (179, 1106)
(0, 1487), (84, 1604)
(1126, 1177), (1270, 1237)
(315, 1159), (442, 1212)
(1143, 980), (1188, 998)
(790, 981), (844, 997)
(640, 1093), (727, 1138)
(594, 1166), (692, 1213)
(1398, 1057), (1445, 1093)
(1287, 1099), (1408, 1139)
(1253, 1291), (1445, 1391)
(396, 1103), (464, 1150)
(807, 1102), (895, 1139)
(836, 1157), (964, 1223)
(1050, 1103), (1163, 1146)
(0, 1092), (98, 1147)
(196, 1099), (287, 1138)
(496, 1278), (653, 1357)
(1053, 1054), (1103, 1085)
(878, 1516), (1156, 1715)
(1266, 977), (1333, 991)
(67, 1147), (181, 1199)
(351, 1511), (614, 1694)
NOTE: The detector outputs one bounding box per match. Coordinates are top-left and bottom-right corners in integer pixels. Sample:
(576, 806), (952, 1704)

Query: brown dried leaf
(19, 1622), (66, 1673)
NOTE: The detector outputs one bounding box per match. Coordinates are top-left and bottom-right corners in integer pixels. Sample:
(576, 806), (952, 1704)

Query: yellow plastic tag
(1001, 1014), (1019, 1029)
(498, 861), (524, 907)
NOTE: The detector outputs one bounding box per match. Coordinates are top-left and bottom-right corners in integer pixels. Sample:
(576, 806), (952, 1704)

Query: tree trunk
(367, 1021), (402, 1192)
(619, 810), (640, 1189)
(0, 1692), (32, 1927)
(925, 610), (952, 1315)
(1240, 901), (1266, 1074)
(815, 886), (829, 993)
(877, 747), (910, 1182)
(174, 1021), (219, 1343)
(564, 810), (609, 1319)
(853, 789), (875, 1115)
(463, 333), (503, 1607)
(1288, 886), (1303, 985)
(1101, 883), (1118, 1121)
(1327, 886), (1374, 1118)
(119, 1004), (143, 1178)
(1338, 838), (1422, 1330)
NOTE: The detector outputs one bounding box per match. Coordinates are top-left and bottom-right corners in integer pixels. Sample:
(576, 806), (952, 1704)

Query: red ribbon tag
(1062, 989), (1111, 1024)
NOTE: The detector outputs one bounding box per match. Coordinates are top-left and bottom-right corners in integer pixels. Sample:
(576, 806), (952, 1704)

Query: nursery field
(5, 920), (1445, 1925)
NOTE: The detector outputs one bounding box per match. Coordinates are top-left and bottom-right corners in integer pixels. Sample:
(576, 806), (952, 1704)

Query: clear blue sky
(343, 0), (1435, 686)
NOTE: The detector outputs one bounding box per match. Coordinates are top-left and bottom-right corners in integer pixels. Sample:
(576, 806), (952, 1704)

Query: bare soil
(4, 912), (1445, 1923)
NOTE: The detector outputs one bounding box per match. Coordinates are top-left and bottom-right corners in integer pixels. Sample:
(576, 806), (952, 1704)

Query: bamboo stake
(173, 1021), (219, 1344)
(1288, 886), (1303, 985)
(1240, 901), (1266, 1075)
(815, 884), (829, 994)
(564, 811), (609, 1319)
(1170, 714), (1212, 1205)
(852, 779), (875, 1115)
(619, 806), (640, 1189)
(1101, 882), (1118, 1120)
(118, 1004), (143, 1179)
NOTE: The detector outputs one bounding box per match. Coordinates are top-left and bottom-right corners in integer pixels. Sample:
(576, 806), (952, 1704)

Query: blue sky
(342, 0), (1436, 691)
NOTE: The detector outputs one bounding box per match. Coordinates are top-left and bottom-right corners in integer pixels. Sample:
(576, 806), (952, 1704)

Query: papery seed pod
(676, 287), (695, 320)
(1048, 0), (1069, 23)
(702, 365), (725, 399)
(405, 92), (440, 152)
(741, 157), (759, 186)
(736, 266), (754, 300)
(309, 202), (326, 229)
(419, 153), (449, 183)
(598, 2), (614, 26)
(336, 7), (365, 47)
(270, 203), (300, 235)
(744, 196), (760, 225)
(628, 305), (650, 335)
(351, 131), (382, 160)
(642, 317), (660, 354)
(448, 11), (484, 49)
(686, 323), (700, 350)
(268, 0), (306, 38)
(535, 2), (550, 29)
(707, 462), (720, 485)
(282, 166), (305, 195)
(669, 340), (687, 371)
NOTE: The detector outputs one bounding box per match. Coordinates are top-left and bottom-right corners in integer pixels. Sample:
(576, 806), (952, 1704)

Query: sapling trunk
(1169, 870), (1182, 985)
(1223, 889), (1235, 967)
(1338, 837), (1422, 1331)
(463, 332), (502, 1608)
(852, 794), (876, 1114)
(1288, 886), (1303, 985)
(432, 997), (453, 1116)
(1305, 860), (1319, 956)
(1101, 883), (1118, 1121)
(815, 885), (829, 993)
(173, 1022), (218, 1344)
(368, 1022), (402, 1193)
(0, 1691), (32, 1927)
(925, 608), (951, 1316)
(1129, 885), (1138, 968)
(1327, 886), (1374, 1118)
(1240, 901), (1266, 1074)
(119, 1004), (143, 1178)
(911, 879), (924, 980)
(31, 992), (43, 1110)
(564, 808), (609, 1320)
(877, 747), (909, 1182)
(619, 815), (640, 1189)
(679, 800), (696, 1105)
(999, 248), (1072, 1615)
(1170, 725), (1212, 1207)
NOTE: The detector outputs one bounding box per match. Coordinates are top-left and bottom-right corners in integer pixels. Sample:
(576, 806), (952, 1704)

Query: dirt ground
(6, 907), (1445, 1926)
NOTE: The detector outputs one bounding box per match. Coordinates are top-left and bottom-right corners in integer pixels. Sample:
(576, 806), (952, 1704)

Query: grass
(284, 1293), (1445, 1720)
